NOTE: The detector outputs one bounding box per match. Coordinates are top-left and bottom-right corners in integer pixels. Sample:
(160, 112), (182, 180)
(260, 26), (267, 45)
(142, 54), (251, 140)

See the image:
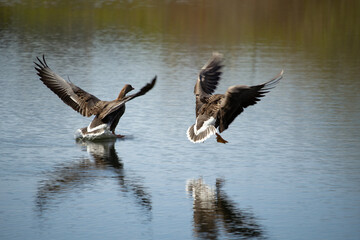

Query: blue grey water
(1, 2), (360, 240)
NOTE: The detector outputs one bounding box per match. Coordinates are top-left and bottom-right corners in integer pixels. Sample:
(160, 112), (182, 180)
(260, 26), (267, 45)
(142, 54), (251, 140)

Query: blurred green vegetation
(1, 0), (359, 58)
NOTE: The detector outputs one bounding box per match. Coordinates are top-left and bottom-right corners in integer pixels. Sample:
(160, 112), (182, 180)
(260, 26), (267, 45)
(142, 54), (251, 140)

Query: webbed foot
(112, 131), (125, 138)
(216, 133), (228, 144)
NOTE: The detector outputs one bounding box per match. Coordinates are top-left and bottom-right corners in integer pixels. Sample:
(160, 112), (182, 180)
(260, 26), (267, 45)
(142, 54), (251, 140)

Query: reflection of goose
(36, 139), (152, 214)
(35, 56), (156, 140)
(79, 139), (124, 169)
(187, 52), (283, 143)
(186, 178), (264, 239)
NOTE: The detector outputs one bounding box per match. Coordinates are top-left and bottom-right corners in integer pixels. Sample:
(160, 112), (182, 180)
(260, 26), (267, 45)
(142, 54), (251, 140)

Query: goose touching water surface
(35, 55), (156, 140)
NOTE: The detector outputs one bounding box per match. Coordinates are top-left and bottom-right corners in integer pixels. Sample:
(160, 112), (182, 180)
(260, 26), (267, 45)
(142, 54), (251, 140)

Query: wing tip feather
(263, 69), (284, 90)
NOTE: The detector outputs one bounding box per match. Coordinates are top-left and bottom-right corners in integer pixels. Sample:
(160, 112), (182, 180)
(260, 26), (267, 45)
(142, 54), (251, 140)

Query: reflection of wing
(186, 178), (264, 239)
(36, 157), (95, 213)
(36, 140), (152, 214)
(83, 140), (152, 210)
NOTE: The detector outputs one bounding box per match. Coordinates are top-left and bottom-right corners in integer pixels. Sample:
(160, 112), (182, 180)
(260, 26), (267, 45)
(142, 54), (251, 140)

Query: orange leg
(216, 133), (228, 144)
(112, 130), (125, 138)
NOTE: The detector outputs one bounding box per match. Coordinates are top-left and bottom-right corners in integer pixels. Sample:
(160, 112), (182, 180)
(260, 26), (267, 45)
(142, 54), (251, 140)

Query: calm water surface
(0, 1), (359, 240)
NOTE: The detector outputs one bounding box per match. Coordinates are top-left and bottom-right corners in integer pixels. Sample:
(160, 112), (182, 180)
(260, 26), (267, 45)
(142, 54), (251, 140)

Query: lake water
(1, 1), (360, 239)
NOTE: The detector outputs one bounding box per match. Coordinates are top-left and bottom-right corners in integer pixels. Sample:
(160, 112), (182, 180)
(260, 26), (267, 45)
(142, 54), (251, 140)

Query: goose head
(116, 84), (134, 100)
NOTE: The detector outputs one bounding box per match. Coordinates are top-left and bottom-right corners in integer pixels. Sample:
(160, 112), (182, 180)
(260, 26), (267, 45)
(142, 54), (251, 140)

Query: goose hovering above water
(35, 55), (156, 140)
(187, 53), (283, 144)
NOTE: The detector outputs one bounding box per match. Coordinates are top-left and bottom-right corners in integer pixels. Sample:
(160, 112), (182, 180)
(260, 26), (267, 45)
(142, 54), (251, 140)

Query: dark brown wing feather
(194, 53), (223, 114)
(218, 70), (283, 132)
(34, 55), (102, 117)
(98, 76), (157, 120)
(123, 76), (157, 102)
(197, 52), (223, 95)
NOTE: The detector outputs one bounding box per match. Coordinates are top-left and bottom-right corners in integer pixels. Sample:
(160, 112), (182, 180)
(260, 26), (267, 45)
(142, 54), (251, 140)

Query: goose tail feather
(187, 124), (216, 143)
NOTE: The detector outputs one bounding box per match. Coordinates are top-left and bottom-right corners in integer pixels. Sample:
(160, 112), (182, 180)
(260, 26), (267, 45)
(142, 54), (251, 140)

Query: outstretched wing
(123, 76), (157, 102)
(195, 52), (223, 97)
(194, 52), (223, 114)
(98, 76), (157, 120)
(217, 70), (283, 132)
(34, 55), (102, 117)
